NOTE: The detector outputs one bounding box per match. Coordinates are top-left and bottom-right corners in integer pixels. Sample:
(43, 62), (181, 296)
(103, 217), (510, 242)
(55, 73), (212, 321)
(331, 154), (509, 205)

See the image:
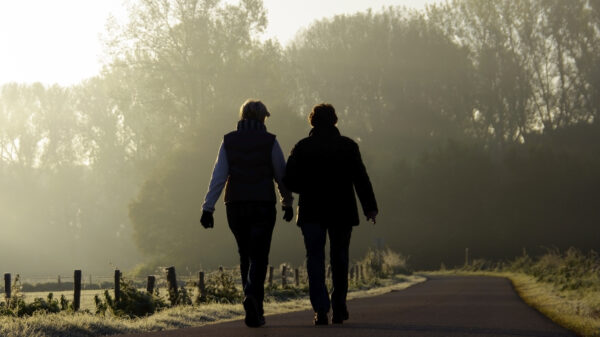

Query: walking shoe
(332, 309), (349, 324)
(313, 311), (329, 325)
(243, 296), (263, 327)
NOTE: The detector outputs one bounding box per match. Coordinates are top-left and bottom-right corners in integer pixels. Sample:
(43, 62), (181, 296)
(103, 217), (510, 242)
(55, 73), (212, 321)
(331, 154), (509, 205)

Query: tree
(122, 0), (303, 269)
(287, 8), (475, 160)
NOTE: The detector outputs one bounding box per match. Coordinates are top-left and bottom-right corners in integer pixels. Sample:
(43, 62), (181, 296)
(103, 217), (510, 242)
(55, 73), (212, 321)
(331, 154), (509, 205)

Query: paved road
(113, 276), (576, 337)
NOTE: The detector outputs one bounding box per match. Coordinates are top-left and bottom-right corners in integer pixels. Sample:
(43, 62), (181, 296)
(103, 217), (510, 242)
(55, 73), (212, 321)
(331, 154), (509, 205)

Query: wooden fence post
(359, 264), (364, 281)
(73, 270), (82, 311)
(147, 275), (156, 294)
(166, 266), (178, 305)
(281, 265), (288, 287)
(114, 270), (121, 303)
(465, 248), (470, 266)
(198, 271), (206, 299)
(294, 268), (300, 287)
(268, 266), (273, 286)
(4, 273), (11, 300)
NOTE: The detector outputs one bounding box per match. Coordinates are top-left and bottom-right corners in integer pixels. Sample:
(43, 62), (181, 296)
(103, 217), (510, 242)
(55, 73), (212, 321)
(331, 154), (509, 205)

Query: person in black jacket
(284, 103), (378, 325)
(200, 99), (294, 327)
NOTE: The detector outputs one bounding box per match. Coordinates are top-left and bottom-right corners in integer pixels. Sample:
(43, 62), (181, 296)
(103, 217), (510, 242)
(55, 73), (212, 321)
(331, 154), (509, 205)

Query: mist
(1, 0), (599, 278)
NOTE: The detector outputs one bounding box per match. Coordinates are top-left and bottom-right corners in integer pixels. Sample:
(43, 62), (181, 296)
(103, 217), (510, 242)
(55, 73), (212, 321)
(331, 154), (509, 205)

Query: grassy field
(0, 274), (424, 337)
(22, 290), (102, 312)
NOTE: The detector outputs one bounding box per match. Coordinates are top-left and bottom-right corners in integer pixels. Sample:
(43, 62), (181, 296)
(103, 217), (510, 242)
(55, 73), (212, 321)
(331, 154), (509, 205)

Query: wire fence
(4, 261), (370, 295)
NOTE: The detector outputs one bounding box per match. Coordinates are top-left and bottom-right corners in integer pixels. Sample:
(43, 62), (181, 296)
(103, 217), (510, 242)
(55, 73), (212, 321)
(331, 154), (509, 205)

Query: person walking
(200, 99), (294, 327)
(284, 103), (378, 325)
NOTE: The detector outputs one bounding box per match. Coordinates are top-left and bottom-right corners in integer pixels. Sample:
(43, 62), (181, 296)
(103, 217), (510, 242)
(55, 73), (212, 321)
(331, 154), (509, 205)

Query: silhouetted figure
(200, 99), (294, 327)
(284, 103), (378, 325)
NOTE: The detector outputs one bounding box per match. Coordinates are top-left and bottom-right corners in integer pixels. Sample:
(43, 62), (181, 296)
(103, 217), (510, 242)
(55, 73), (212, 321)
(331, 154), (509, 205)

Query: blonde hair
(239, 99), (270, 121)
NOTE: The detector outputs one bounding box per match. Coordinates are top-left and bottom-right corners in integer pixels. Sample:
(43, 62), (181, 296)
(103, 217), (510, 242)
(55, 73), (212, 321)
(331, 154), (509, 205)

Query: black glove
(200, 210), (214, 229)
(282, 206), (294, 222)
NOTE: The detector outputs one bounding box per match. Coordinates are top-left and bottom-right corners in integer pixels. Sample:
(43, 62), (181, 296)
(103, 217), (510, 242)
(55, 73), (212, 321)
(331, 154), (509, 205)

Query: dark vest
(223, 124), (276, 203)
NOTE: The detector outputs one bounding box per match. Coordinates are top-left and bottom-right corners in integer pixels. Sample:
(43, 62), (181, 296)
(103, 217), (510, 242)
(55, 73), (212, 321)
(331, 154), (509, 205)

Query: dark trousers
(301, 222), (352, 314)
(226, 202), (276, 315)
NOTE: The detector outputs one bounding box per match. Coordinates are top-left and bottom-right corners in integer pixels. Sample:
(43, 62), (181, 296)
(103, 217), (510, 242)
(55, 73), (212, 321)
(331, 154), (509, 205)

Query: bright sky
(0, 0), (433, 86)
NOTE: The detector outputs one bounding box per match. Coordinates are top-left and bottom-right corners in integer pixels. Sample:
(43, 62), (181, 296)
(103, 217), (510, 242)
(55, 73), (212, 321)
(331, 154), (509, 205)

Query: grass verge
(0, 274), (425, 337)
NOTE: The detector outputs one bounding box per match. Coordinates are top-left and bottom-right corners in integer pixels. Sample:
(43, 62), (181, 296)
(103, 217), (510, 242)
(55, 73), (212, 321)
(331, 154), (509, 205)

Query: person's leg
(301, 222), (330, 316)
(226, 203), (250, 294)
(246, 203), (276, 318)
(328, 225), (352, 323)
(227, 203), (267, 327)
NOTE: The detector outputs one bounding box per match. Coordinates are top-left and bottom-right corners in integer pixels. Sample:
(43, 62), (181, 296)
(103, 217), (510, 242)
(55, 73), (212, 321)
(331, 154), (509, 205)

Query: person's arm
(283, 143), (303, 194)
(202, 141), (229, 212)
(350, 142), (378, 221)
(272, 139), (294, 207)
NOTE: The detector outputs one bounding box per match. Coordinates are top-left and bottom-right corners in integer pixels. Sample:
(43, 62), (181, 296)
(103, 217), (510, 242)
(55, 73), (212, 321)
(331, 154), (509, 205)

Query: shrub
(458, 247), (600, 293)
(0, 275), (69, 317)
(528, 248), (600, 291)
(167, 286), (193, 306)
(362, 248), (412, 278)
(196, 269), (242, 304)
(94, 277), (167, 318)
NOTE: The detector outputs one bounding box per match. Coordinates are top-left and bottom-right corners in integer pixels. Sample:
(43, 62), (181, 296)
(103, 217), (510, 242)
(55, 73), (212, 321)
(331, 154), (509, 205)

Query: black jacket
(283, 126), (378, 227)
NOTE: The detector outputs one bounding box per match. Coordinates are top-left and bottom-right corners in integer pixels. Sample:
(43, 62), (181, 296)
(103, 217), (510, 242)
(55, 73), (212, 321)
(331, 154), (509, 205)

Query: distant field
(22, 287), (203, 312)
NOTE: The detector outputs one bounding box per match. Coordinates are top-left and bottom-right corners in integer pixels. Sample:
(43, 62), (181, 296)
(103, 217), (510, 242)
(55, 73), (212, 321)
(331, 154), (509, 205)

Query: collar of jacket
(309, 125), (341, 137)
(237, 119), (267, 131)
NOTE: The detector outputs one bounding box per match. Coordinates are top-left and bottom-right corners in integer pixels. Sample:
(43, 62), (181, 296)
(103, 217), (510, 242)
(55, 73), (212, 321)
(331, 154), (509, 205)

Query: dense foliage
(462, 247), (600, 293)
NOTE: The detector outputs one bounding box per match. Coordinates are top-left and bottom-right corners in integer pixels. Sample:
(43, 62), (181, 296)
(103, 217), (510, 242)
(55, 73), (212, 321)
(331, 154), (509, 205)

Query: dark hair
(308, 103), (337, 127)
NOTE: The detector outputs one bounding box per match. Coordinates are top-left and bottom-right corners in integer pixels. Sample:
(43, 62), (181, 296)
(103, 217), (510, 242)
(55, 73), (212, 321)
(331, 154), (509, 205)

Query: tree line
(0, 0), (598, 272)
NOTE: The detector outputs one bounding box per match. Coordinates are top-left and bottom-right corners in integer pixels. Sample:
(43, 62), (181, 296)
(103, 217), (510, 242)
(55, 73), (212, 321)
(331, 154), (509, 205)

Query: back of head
(240, 99), (270, 122)
(309, 103), (337, 128)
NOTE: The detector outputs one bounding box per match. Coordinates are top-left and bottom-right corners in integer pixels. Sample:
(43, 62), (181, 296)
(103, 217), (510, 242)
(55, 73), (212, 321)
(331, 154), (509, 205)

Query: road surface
(113, 275), (576, 337)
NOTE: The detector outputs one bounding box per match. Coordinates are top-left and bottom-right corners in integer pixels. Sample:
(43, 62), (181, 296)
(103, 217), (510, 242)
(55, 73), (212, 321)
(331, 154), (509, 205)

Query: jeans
(301, 222), (352, 314)
(226, 202), (276, 315)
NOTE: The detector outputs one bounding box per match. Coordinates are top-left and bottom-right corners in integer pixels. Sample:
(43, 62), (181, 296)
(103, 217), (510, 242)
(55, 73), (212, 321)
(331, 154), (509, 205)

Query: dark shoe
(314, 311), (329, 325)
(332, 309), (349, 324)
(243, 297), (263, 327)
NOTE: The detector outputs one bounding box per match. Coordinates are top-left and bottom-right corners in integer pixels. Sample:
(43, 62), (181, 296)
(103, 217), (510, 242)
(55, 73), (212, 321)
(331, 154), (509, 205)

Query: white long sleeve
(202, 142), (229, 212)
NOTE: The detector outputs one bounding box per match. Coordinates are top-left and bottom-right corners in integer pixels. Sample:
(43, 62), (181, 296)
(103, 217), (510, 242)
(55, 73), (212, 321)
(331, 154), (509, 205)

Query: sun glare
(0, 0), (430, 86)
(0, 0), (127, 86)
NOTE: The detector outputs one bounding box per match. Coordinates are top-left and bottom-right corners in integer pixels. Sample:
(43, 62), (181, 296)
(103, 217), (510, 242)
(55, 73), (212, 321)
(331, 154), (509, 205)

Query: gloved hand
(200, 210), (214, 229)
(366, 210), (378, 225)
(282, 206), (294, 222)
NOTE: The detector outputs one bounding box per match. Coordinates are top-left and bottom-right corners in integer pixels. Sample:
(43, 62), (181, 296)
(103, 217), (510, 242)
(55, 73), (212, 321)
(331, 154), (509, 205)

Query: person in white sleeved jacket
(200, 99), (294, 328)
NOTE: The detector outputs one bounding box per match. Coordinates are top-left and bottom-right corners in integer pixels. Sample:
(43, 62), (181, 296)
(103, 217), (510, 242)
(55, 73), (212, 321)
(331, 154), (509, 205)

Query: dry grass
(0, 275), (425, 337)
